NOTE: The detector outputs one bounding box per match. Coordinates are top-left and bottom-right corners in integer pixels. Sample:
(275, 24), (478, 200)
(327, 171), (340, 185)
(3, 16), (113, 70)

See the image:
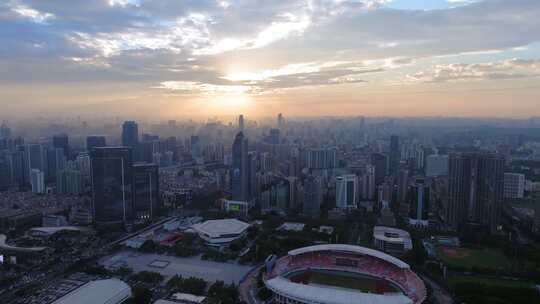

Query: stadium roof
(192, 219), (249, 238)
(52, 279), (131, 304)
(288, 244), (410, 269)
(0, 234), (48, 253)
(266, 276), (412, 304)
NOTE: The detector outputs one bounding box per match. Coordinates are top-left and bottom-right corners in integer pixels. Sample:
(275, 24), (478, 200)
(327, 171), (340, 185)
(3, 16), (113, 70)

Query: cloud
(194, 13), (311, 55)
(408, 58), (540, 83)
(1, 0), (540, 99)
(155, 81), (254, 95)
(10, 3), (55, 24)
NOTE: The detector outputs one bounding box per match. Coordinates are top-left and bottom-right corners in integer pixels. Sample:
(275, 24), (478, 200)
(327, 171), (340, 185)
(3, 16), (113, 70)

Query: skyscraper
(0, 122), (11, 139)
(53, 133), (69, 158)
(409, 178), (430, 227)
(336, 174), (358, 209)
(30, 169), (45, 194)
(238, 114), (245, 131)
(277, 113), (284, 128)
(47, 147), (66, 182)
(26, 143), (47, 178)
(0, 152), (10, 191)
(503, 173), (525, 199)
(307, 148), (337, 170)
(360, 165), (376, 200)
(121, 121), (139, 148)
(303, 175), (322, 217)
(446, 153), (504, 233)
(86, 135), (107, 151)
(389, 135), (400, 175)
(533, 185), (540, 234)
(132, 163), (159, 221)
(370, 153), (388, 185)
(425, 154), (449, 177)
(397, 169), (409, 205)
(7, 150), (25, 188)
(190, 135), (201, 158)
(90, 147), (133, 224)
(231, 132), (249, 201)
(57, 168), (84, 195)
(269, 128), (280, 145)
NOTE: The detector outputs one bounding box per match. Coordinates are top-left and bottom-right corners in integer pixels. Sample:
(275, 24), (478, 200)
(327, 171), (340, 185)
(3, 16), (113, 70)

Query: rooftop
(277, 222), (305, 232)
(373, 226), (413, 249)
(51, 279), (131, 304)
(288, 244), (410, 269)
(192, 219), (249, 238)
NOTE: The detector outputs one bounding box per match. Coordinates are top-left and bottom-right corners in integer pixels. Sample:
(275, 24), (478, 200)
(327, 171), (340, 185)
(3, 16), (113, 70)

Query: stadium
(263, 244), (426, 304)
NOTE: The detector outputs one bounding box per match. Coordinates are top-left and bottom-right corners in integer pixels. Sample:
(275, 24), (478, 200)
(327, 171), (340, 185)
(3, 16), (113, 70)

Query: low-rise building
(192, 219), (249, 245)
(373, 226), (413, 255)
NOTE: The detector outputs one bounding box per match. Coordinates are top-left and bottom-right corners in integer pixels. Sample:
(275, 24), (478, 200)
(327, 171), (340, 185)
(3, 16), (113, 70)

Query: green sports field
(448, 275), (533, 289)
(436, 246), (510, 271)
(286, 269), (401, 294)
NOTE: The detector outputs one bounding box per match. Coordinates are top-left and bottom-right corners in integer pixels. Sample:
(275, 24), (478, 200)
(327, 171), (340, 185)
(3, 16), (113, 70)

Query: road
(239, 265), (263, 304)
(419, 274), (454, 304)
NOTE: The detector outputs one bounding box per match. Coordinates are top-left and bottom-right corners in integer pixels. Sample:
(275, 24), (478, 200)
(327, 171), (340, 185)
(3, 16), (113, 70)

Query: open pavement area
(99, 250), (254, 284)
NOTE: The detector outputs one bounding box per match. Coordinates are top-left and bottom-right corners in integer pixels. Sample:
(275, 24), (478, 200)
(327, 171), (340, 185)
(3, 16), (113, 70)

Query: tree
(131, 271), (163, 285)
(167, 275), (207, 295)
(181, 277), (207, 295)
(257, 287), (272, 301)
(131, 286), (153, 304)
(139, 240), (158, 253)
(115, 266), (133, 278)
(208, 281), (238, 304)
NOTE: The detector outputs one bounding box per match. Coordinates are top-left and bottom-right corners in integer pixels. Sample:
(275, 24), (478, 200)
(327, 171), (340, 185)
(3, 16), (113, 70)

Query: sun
(201, 93), (253, 115)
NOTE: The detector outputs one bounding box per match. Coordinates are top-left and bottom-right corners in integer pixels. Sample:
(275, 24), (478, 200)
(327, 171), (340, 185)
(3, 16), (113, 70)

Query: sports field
(448, 275), (533, 289)
(286, 269), (401, 294)
(436, 247), (510, 270)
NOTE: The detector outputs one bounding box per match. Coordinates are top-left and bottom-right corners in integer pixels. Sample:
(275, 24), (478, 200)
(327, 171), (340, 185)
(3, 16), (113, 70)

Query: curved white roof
(29, 226), (92, 236)
(52, 279), (131, 304)
(0, 234), (48, 253)
(192, 219), (249, 238)
(288, 244), (410, 269)
(373, 226), (413, 249)
(266, 276), (412, 304)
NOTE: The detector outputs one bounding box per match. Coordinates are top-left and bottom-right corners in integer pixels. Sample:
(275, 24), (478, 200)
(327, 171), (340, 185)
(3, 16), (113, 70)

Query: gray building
(90, 147), (133, 224)
(446, 153), (504, 233)
(132, 163), (160, 221)
(303, 175), (322, 217)
(231, 132), (249, 201)
(121, 121), (139, 148)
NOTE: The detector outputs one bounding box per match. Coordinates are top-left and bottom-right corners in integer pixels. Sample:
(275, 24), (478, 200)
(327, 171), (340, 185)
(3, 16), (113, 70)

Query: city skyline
(1, 0), (540, 118)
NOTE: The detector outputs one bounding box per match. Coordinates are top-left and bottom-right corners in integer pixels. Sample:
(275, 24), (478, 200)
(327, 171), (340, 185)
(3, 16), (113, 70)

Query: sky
(1, 0), (540, 118)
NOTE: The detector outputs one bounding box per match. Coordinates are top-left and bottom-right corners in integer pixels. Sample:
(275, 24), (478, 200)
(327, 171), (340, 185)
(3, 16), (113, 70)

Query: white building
(336, 174), (358, 209)
(30, 169), (45, 194)
(192, 219), (249, 245)
(51, 279), (131, 304)
(425, 155), (449, 177)
(221, 199), (249, 216)
(504, 173), (525, 199)
(42, 215), (68, 227)
(373, 226), (413, 255)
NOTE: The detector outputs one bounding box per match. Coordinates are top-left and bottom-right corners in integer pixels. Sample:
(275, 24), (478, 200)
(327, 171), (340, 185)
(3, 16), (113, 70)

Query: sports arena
(263, 244), (426, 304)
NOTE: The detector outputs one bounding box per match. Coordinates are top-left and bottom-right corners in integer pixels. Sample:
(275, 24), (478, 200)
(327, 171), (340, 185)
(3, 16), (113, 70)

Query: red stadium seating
(265, 250), (427, 304)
